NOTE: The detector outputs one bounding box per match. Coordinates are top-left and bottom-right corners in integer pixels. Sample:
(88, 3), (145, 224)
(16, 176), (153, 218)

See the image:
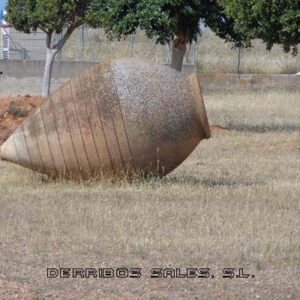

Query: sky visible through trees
(0, 0), (6, 12)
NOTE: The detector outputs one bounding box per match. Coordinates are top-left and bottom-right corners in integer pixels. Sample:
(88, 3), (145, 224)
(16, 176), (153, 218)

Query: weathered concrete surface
(0, 60), (197, 96)
(0, 60), (197, 79)
(1, 68), (299, 97)
(0, 60), (95, 79)
(1, 59), (210, 180)
(0, 77), (67, 97)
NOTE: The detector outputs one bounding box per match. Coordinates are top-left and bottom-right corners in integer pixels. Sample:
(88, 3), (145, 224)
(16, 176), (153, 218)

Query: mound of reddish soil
(0, 95), (44, 145)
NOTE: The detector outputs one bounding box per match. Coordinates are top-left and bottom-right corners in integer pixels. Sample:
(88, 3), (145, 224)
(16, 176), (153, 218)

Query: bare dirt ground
(0, 90), (299, 299)
(0, 96), (44, 145)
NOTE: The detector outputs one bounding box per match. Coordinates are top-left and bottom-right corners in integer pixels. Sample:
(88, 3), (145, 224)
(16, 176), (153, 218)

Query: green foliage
(6, 0), (103, 35)
(221, 0), (300, 55)
(101, 0), (245, 47)
(6, 0), (106, 96)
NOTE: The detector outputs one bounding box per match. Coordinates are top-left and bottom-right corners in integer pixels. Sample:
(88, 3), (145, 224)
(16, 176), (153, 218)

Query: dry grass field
(0, 89), (299, 299)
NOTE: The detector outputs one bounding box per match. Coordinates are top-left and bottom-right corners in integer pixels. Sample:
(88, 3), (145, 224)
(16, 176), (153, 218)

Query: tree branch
(53, 23), (77, 51)
(40, 28), (48, 35)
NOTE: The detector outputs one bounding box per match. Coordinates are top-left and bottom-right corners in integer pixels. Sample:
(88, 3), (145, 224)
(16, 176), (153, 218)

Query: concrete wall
(0, 59), (95, 79)
(0, 59), (197, 79)
(0, 60), (299, 96)
(0, 60), (197, 96)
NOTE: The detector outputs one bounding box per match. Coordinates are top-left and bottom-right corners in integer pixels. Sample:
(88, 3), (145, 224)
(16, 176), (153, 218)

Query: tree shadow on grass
(164, 175), (266, 188)
(32, 171), (266, 188)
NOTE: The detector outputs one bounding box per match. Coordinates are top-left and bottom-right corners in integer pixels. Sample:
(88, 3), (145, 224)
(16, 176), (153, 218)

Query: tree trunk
(170, 36), (187, 72)
(41, 26), (76, 97)
(42, 48), (58, 97)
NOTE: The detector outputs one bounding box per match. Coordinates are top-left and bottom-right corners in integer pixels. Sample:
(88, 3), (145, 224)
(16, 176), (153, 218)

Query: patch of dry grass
(206, 89), (300, 132)
(0, 90), (299, 299)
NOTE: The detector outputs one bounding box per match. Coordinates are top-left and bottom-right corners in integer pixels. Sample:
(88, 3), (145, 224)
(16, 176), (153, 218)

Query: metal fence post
(21, 48), (25, 60)
(79, 25), (84, 59)
(129, 34), (134, 57)
(192, 41), (195, 65)
(237, 46), (241, 74)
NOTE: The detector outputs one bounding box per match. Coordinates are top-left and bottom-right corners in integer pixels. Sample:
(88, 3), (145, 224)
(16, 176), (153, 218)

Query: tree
(221, 0), (300, 56)
(6, 0), (103, 96)
(100, 0), (245, 71)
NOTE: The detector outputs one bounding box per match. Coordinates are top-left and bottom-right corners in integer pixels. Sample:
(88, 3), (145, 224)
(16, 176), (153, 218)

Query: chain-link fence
(0, 26), (196, 64)
(1, 25), (300, 73)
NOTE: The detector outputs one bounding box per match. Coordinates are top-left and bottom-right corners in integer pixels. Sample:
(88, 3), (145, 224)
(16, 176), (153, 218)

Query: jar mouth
(188, 73), (211, 139)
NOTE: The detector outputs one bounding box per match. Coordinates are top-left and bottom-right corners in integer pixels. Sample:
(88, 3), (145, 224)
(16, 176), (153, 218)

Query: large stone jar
(1, 58), (211, 180)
